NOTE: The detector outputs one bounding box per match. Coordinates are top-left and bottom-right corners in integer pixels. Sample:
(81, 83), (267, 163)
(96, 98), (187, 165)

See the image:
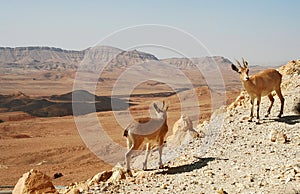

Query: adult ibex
(231, 58), (284, 122)
(123, 101), (169, 172)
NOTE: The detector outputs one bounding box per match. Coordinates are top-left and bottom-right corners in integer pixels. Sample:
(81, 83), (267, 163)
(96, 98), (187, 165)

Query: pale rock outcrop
(279, 59), (300, 76)
(64, 166), (127, 194)
(227, 91), (250, 111)
(12, 169), (58, 194)
(167, 114), (200, 146)
(107, 166), (126, 183)
(279, 59), (300, 91)
(88, 170), (113, 185)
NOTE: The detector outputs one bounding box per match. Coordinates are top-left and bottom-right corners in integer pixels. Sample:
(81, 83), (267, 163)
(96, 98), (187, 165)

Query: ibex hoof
(126, 170), (133, 177)
(278, 114), (282, 118)
(159, 165), (164, 169)
(142, 163), (147, 171)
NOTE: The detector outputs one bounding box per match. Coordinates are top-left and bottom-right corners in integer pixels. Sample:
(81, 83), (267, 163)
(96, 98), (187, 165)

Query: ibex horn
(242, 57), (248, 68)
(235, 58), (242, 68)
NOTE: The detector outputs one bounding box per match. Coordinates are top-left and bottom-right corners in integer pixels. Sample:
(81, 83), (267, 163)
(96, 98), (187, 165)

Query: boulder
(87, 170), (113, 186)
(167, 114), (200, 146)
(64, 182), (88, 194)
(12, 169), (58, 194)
(227, 91), (249, 111)
(107, 166), (126, 183)
(279, 59), (300, 76)
(86, 166), (126, 186)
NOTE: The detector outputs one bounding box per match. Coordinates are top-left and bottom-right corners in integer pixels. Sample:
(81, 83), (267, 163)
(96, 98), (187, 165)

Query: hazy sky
(1, 0), (299, 65)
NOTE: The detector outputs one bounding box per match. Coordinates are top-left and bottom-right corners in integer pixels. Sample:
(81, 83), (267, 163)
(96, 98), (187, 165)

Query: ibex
(123, 101), (169, 172)
(231, 58), (284, 121)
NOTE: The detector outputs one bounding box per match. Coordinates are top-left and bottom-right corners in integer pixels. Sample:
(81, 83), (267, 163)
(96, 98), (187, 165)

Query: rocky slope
(61, 60), (300, 193)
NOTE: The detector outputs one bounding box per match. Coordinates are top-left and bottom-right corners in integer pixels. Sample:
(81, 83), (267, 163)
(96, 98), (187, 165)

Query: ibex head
(153, 101), (169, 119)
(231, 58), (250, 81)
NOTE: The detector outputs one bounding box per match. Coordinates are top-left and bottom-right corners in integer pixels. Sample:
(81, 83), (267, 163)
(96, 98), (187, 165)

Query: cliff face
(162, 56), (232, 70)
(79, 46), (123, 71)
(0, 47), (84, 70)
(105, 49), (159, 70)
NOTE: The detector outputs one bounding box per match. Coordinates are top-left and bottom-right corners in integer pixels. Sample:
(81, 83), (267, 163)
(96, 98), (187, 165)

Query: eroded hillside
(63, 60), (300, 193)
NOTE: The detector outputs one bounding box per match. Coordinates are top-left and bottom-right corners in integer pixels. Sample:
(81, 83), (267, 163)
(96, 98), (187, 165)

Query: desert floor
(0, 70), (241, 186)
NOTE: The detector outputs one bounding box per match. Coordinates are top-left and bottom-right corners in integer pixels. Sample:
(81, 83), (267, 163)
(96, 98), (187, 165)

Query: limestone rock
(64, 188), (80, 194)
(279, 59), (300, 76)
(88, 170), (113, 185)
(167, 114), (199, 146)
(218, 188), (228, 194)
(227, 91), (249, 111)
(270, 129), (287, 143)
(107, 166), (126, 183)
(12, 169), (58, 194)
(134, 170), (153, 179)
(64, 181), (88, 194)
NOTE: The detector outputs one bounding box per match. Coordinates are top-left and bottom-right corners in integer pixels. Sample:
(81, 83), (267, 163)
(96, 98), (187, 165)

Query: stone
(64, 181), (89, 194)
(167, 114), (199, 146)
(227, 91), (249, 111)
(53, 172), (63, 179)
(87, 170), (113, 186)
(12, 169), (58, 194)
(270, 129), (287, 143)
(134, 171), (151, 179)
(204, 170), (214, 177)
(160, 184), (167, 189)
(65, 188), (80, 194)
(293, 166), (300, 173)
(218, 188), (228, 194)
(107, 166), (126, 183)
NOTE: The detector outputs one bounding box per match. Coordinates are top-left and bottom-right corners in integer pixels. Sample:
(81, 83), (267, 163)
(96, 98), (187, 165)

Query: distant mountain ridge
(162, 56), (232, 70)
(0, 46), (233, 72)
(0, 46), (84, 71)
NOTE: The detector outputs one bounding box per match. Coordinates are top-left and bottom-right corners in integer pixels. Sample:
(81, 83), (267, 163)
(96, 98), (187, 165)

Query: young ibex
(123, 101), (169, 172)
(231, 58), (284, 121)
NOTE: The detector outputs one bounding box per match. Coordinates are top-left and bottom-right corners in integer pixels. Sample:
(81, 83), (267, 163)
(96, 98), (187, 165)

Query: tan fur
(124, 101), (169, 172)
(231, 59), (284, 121)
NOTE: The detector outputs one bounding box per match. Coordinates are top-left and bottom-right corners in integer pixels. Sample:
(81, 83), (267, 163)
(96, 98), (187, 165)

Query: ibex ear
(164, 101), (169, 111)
(153, 102), (161, 113)
(244, 61), (248, 68)
(231, 64), (239, 72)
(165, 106), (169, 111)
